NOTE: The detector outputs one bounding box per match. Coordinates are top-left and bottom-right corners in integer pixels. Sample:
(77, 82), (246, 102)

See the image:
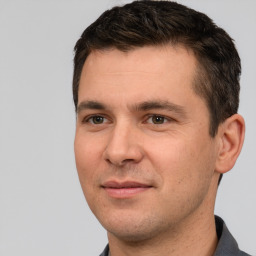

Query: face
(74, 46), (220, 242)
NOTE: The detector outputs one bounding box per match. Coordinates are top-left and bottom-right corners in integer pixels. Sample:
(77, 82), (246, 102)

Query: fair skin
(74, 45), (245, 256)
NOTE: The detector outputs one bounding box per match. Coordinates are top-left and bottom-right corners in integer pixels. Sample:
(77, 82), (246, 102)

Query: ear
(215, 114), (245, 174)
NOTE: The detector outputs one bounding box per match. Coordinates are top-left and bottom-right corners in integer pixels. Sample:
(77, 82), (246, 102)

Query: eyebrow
(133, 100), (187, 116)
(77, 99), (187, 116)
(77, 100), (106, 113)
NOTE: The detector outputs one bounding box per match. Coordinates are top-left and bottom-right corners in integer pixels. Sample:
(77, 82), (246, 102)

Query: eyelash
(145, 115), (170, 124)
(82, 115), (109, 124)
(82, 114), (172, 125)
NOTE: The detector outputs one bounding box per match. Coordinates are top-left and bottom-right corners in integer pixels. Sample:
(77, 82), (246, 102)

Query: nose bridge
(104, 118), (143, 165)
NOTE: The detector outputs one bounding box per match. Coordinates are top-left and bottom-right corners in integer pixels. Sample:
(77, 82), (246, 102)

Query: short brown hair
(73, 0), (241, 138)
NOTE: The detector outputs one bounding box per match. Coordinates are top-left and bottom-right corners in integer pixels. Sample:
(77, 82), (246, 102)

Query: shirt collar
(214, 215), (249, 255)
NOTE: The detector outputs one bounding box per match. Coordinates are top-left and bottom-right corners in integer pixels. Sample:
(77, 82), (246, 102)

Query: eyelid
(80, 113), (175, 125)
(82, 114), (111, 124)
(144, 114), (173, 124)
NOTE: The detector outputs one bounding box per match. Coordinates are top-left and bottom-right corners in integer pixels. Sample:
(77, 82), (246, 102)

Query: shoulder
(214, 216), (252, 256)
(99, 245), (109, 256)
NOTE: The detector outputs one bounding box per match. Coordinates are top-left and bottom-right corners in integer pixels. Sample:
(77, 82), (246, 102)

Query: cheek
(74, 136), (103, 212)
(146, 133), (214, 186)
(74, 134), (103, 188)
(146, 135), (191, 171)
(75, 132), (104, 165)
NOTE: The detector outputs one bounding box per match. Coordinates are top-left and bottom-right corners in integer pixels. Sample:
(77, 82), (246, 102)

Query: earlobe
(215, 114), (245, 174)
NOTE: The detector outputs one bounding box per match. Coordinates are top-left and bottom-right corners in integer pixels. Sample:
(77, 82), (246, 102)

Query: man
(72, 1), (250, 255)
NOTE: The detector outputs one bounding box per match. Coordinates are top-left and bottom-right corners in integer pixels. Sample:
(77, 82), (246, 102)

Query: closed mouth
(101, 180), (153, 198)
(102, 181), (152, 189)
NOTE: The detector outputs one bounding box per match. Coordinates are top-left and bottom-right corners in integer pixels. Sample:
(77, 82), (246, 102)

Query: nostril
(122, 159), (134, 164)
(105, 159), (112, 164)
(105, 158), (136, 166)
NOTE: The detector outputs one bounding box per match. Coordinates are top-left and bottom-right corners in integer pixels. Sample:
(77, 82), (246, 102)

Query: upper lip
(102, 180), (152, 189)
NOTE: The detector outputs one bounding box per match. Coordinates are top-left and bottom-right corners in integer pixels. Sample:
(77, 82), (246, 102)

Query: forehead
(78, 45), (202, 109)
(82, 45), (197, 77)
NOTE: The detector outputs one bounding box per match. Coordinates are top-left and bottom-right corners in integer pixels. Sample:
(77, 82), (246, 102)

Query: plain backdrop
(0, 0), (255, 255)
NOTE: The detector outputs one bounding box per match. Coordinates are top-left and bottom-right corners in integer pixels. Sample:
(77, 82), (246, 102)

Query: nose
(103, 122), (144, 166)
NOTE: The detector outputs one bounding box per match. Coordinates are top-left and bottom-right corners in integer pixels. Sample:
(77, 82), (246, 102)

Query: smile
(101, 181), (153, 198)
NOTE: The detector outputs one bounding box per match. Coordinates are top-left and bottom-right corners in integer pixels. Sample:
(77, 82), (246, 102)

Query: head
(73, 0), (241, 137)
(73, 0), (244, 245)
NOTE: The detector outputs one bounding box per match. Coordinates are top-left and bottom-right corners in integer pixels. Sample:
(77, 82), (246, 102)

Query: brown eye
(89, 116), (105, 124)
(151, 115), (166, 124)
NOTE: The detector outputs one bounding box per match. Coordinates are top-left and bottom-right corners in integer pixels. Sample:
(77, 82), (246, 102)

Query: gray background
(0, 0), (255, 255)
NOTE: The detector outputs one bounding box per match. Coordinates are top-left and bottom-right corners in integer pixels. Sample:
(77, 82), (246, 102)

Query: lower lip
(103, 187), (151, 198)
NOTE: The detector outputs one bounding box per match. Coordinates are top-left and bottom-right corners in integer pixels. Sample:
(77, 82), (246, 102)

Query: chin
(107, 227), (159, 243)
(101, 212), (168, 243)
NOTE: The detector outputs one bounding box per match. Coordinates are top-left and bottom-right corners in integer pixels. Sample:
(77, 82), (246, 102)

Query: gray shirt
(99, 216), (251, 256)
